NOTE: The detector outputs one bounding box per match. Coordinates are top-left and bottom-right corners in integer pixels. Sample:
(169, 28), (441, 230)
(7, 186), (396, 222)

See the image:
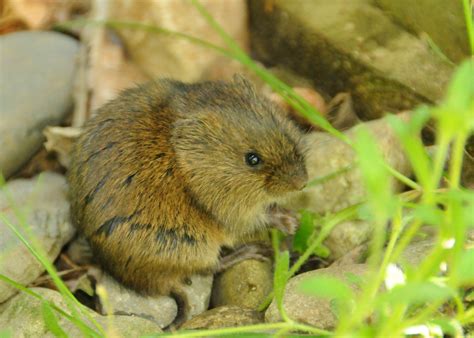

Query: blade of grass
(306, 164), (355, 187)
(142, 321), (330, 337)
(462, 0), (474, 55)
(42, 301), (68, 338)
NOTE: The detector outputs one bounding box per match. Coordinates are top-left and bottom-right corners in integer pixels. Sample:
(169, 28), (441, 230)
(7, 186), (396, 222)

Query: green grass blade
(306, 164), (355, 187)
(41, 301), (68, 338)
(292, 211), (315, 253)
(462, 0), (474, 55)
(0, 330), (12, 338)
(388, 108), (432, 189)
(274, 250), (290, 321)
(299, 275), (354, 301)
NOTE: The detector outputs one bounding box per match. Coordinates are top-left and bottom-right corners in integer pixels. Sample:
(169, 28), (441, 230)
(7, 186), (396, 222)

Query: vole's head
(171, 76), (307, 221)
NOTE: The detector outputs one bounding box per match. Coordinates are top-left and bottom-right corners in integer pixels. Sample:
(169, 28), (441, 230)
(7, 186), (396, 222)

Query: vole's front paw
(267, 208), (299, 235)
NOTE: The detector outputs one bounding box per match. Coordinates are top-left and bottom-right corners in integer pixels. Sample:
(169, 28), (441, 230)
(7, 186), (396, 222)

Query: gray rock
(331, 244), (369, 267)
(212, 259), (273, 310)
(0, 172), (75, 303)
(0, 287), (162, 337)
(249, 0), (453, 120)
(0, 31), (79, 178)
(399, 238), (435, 269)
(284, 114), (412, 214)
(97, 272), (213, 328)
(324, 220), (372, 261)
(181, 305), (263, 330)
(265, 264), (368, 329)
(97, 273), (177, 328)
(181, 274), (214, 321)
(375, 0), (470, 63)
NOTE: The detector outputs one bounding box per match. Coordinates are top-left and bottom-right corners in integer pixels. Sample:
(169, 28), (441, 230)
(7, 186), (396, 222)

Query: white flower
(442, 238), (455, 249)
(384, 263), (406, 290)
(439, 261), (448, 273)
(404, 324), (443, 337)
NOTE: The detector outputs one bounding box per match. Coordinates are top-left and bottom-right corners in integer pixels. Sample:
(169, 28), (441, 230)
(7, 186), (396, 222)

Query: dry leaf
(326, 92), (361, 131)
(43, 126), (82, 168)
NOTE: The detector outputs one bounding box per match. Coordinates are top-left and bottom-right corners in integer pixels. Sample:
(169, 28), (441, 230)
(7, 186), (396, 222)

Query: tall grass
(1, 0), (473, 337)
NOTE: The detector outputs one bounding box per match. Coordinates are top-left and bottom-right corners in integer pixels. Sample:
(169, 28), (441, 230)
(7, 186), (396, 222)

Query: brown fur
(68, 76), (307, 306)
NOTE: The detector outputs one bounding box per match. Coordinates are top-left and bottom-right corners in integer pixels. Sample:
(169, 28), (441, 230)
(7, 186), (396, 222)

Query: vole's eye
(245, 152), (261, 167)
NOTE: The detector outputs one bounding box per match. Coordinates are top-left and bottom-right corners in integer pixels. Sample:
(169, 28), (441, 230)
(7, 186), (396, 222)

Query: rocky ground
(0, 0), (471, 336)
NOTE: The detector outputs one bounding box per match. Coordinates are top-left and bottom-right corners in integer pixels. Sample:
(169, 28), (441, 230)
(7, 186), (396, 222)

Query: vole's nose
(291, 167), (308, 191)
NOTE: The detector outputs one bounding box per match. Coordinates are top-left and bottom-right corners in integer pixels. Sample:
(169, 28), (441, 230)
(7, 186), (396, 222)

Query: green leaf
(0, 330), (12, 338)
(293, 211), (315, 253)
(388, 108), (432, 188)
(345, 272), (364, 288)
(429, 318), (463, 337)
(353, 126), (395, 221)
(274, 250), (290, 309)
(313, 243), (331, 258)
(456, 249), (474, 285)
(444, 60), (474, 114)
(41, 301), (67, 338)
(434, 60), (474, 135)
(379, 282), (454, 307)
(298, 275), (354, 301)
(411, 204), (444, 227)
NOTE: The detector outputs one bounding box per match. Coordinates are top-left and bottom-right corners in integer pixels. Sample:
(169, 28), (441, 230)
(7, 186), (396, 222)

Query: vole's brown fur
(68, 76), (307, 317)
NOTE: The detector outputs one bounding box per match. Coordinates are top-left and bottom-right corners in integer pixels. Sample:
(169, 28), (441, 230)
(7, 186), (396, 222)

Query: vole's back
(69, 80), (226, 295)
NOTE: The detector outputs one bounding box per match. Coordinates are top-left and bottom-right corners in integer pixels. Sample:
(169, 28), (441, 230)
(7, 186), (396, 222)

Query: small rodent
(68, 75), (308, 321)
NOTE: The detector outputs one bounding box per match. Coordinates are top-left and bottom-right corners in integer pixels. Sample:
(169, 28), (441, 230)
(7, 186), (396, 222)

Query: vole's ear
(232, 74), (257, 98)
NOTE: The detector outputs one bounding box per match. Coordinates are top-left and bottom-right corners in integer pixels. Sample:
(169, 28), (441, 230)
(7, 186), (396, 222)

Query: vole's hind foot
(267, 207), (299, 235)
(217, 243), (272, 272)
(169, 288), (190, 329)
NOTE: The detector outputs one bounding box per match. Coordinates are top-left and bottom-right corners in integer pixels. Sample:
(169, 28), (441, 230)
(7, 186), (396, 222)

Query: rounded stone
(265, 264), (368, 329)
(0, 287), (162, 336)
(0, 31), (79, 178)
(0, 172), (75, 303)
(212, 259), (273, 310)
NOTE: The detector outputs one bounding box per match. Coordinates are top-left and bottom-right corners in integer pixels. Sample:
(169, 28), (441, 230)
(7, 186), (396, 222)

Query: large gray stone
(249, 0), (453, 119)
(0, 287), (162, 337)
(0, 31), (79, 178)
(0, 172), (75, 303)
(97, 273), (177, 329)
(265, 264), (368, 329)
(324, 220), (372, 261)
(284, 113), (412, 214)
(97, 272), (213, 328)
(375, 0), (470, 63)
